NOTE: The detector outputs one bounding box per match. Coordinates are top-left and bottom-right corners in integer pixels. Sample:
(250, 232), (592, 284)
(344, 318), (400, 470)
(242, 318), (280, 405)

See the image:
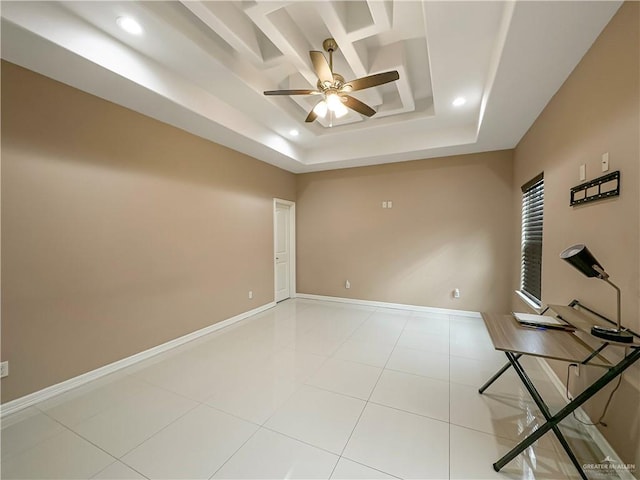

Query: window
(520, 173), (544, 307)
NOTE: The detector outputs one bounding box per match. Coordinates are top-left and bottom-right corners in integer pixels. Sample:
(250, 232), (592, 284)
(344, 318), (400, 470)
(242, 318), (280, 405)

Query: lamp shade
(313, 101), (328, 118)
(560, 244), (603, 278)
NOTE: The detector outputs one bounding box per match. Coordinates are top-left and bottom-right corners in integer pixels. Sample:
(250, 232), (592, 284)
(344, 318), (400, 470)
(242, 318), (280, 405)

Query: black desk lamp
(560, 244), (633, 343)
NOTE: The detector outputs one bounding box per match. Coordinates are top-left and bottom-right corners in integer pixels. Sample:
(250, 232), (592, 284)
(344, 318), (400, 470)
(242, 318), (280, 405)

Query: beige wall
(1, 61), (296, 402)
(512, 2), (639, 464)
(297, 151), (515, 313)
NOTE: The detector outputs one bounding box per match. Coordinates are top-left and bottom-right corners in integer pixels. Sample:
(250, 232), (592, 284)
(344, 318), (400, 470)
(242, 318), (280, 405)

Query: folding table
(479, 301), (640, 479)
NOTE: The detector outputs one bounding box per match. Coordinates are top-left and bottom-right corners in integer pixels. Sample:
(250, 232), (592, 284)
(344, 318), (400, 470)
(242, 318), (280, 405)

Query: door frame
(273, 198), (296, 302)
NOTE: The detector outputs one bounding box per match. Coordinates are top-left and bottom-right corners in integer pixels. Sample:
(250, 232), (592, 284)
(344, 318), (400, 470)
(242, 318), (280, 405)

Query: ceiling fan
(264, 38), (400, 123)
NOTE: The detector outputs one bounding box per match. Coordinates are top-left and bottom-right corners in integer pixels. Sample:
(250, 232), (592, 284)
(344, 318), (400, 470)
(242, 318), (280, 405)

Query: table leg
(478, 353), (522, 394)
(505, 352), (587, 479)
(493, 347), (640, 475)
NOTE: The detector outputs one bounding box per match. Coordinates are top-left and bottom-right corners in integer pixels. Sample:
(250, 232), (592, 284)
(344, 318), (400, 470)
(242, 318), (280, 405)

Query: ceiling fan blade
(264, 89), (320, 96)
(310, 51), (333, 84)
(305, 108), (318, 123)
(306, 99), (328, 123)
(343, 95), (376, 117)
(343, 71), (400, 92)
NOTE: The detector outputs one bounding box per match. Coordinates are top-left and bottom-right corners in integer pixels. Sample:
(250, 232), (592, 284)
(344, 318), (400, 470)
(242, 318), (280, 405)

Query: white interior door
(275, 203), (291, 302)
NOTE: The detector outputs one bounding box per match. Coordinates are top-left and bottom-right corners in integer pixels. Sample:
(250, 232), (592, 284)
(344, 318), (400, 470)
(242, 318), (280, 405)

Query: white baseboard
(534, 357), (636, 480)
(1, 302), (276, 418)
(296, 293), (482, 318)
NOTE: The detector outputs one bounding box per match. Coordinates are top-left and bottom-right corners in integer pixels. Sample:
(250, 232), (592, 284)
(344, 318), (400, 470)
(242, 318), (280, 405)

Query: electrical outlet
(345, 280), (351, 289)
(248, 291), (253, 299)
(1, 361), (8, 378)
(453, 288), (460, 299)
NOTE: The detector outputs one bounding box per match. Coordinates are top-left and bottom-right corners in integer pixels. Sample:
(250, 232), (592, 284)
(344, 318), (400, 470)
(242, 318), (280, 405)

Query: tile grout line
(364, 399), (450, 426)
(209, 302), (376, 479)
(147, 300), (318, 479)
(207, 423), (263, 480)
(259, 423), (342, 457)
(33, 408), (154, 479)
(325, 306), (382, 480)
(90, 458), (150, 480)
(208, 299), (313, 479)
(1, 408), (70, 465)
(32, 302), (307, 479)
(333, 456), (404, 480)
(4, 303), (306, 477)
(328, 309), (410, 478)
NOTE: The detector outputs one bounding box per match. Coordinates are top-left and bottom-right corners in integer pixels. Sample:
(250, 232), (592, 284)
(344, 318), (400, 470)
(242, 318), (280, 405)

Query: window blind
(520, 173), (544, 305)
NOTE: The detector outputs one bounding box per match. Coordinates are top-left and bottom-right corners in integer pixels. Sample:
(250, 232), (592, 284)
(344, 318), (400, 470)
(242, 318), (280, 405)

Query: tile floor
(1, 299), (606, 479)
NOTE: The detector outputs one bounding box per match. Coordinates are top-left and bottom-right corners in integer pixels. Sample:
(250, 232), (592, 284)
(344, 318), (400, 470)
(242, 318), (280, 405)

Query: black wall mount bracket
(570, 170), (620, 206)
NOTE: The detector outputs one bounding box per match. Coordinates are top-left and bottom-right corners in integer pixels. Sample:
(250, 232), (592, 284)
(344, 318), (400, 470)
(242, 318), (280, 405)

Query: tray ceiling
(1, 1), (621, 172)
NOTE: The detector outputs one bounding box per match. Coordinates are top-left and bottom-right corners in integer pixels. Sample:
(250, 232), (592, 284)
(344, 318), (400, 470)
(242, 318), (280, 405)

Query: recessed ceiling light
(289, 129), (299, 136)
(452, 96), (466, 107)
(116, 16), (143, 35)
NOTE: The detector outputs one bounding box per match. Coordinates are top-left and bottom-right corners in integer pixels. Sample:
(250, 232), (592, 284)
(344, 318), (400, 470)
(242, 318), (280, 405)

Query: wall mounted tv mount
(570, 170), (620, 206)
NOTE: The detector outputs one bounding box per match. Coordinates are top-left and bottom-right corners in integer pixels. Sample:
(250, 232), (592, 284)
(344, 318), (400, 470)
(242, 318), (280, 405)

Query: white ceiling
(1, 1), (621, 173)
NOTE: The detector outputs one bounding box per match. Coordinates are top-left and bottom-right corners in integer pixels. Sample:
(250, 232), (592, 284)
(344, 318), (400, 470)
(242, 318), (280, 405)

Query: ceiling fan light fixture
(333, 102), (349, 118)
(326, 93), (342, 111)
(313, 101), (328, 118)
(264, 38), (399, 124)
